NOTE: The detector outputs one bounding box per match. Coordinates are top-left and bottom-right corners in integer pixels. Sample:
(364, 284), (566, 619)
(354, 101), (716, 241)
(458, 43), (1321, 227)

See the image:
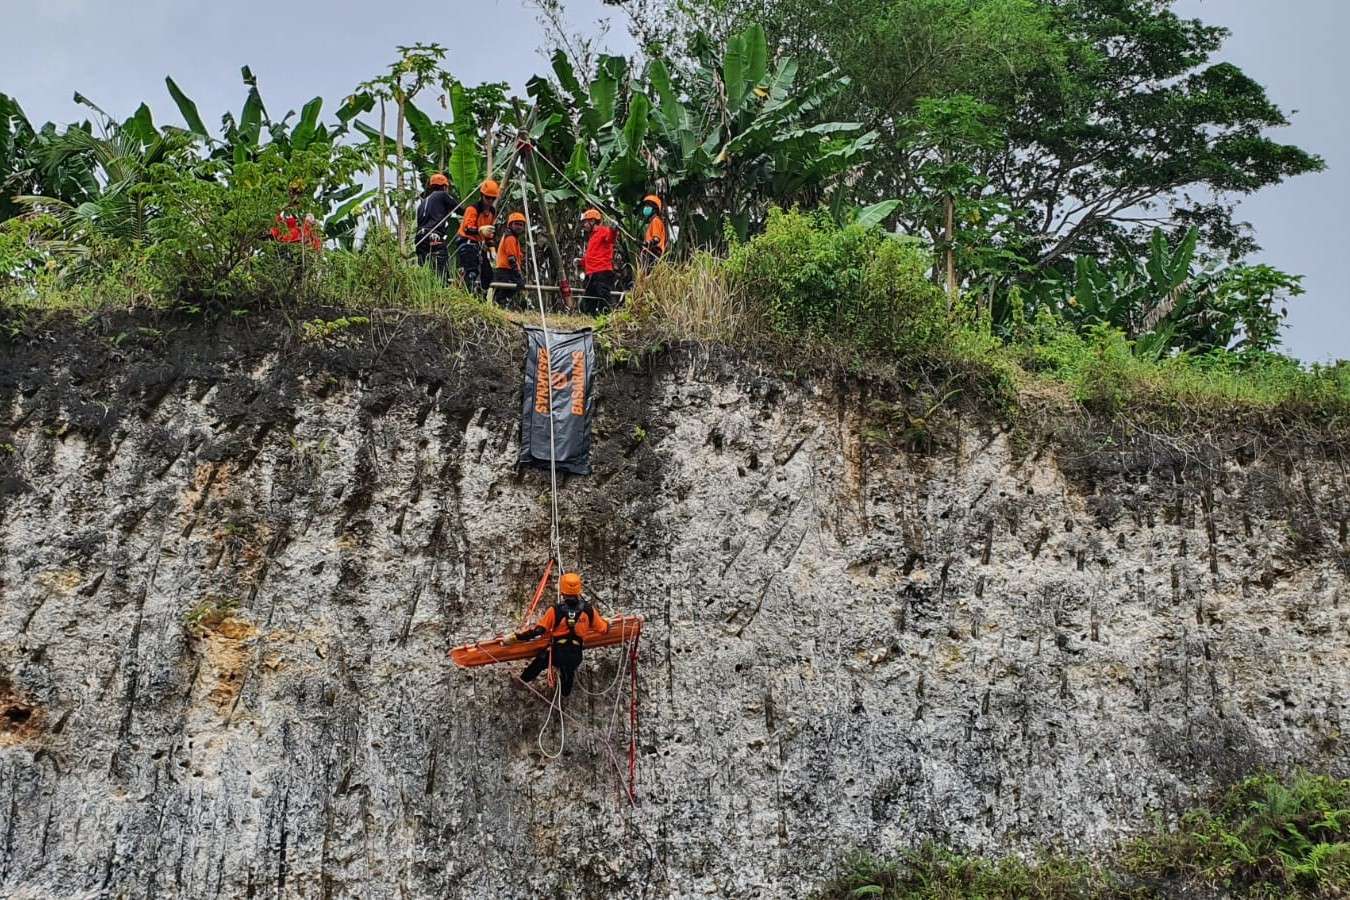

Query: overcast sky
(2, 0), (1344, 361)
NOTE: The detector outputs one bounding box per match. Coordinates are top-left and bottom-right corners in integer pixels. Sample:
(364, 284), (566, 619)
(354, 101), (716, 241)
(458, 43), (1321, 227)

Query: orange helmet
(642, 194), (663, 210)
(581, 208), (602, 222)
(506, 212), (526, 226)
(480, 179), (501, 198)
(559, 572), (583, 597)
(428, 172), (449, 187)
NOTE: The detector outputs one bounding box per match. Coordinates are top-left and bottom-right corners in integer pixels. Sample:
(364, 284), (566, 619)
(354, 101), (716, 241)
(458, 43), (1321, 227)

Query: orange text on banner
(571, 351), (586, 415)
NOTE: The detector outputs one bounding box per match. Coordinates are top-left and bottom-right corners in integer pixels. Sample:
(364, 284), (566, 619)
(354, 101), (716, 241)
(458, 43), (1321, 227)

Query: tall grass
(618, 253), (760, 345)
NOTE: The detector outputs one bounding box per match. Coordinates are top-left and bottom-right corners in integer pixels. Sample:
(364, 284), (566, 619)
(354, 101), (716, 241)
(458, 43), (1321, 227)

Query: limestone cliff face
(0, 314), (1346, 899)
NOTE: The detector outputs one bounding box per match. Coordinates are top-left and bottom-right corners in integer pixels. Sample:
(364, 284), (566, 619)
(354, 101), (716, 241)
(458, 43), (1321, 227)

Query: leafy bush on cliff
(725, 208), (948, 352)
(819, 771), (1350, 899)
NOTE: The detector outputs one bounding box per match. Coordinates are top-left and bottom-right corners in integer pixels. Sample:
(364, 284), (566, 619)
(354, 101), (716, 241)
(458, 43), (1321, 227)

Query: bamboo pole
(395, 86), (407, 252)
(378, 98), (388, 230)
(526, 152), (571, 309)
(945, 194), (957, 306)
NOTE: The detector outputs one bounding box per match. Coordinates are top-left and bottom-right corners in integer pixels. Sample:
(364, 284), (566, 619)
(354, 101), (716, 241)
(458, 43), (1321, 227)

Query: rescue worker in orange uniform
(492, 212), (528, 308)
(455, 178), (500, 292)
(579, 208), (619, 315)
(639, 194), (667, 269)
(505, 572), (608, 697)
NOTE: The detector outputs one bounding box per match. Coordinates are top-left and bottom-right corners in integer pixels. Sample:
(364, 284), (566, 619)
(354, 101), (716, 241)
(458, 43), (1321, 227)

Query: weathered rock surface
(0, 314), (1346, 898)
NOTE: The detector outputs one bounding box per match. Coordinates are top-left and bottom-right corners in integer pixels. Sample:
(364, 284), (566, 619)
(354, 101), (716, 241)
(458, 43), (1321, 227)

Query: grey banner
(518, 327), (595, 475)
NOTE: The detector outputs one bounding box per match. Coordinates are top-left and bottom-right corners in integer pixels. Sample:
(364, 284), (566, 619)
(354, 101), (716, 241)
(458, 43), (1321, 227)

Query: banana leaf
(238, 67), (265, 147)
(855, 199), (901, 229)
(724, 32), (748, 114)
(448, 82), (479, 197)
(648, 58), (686, 138)
(291, 97), (323, 152)
(744, 24), (768, 90)
(336, 92), (374, 126)
(403, 99), (447, 170)
(164, 77), (209, 139)
(551, 50), (588, 108)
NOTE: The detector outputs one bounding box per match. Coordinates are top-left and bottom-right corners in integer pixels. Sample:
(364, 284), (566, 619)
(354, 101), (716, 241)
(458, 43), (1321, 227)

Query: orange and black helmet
(506, 212), (527, 226)
(559, 572), (583, 596)
(581, 208), (603, 222)
(642, 194), (663, 211)
(428, 172), (449, 187)
(480, 179), (501, 198)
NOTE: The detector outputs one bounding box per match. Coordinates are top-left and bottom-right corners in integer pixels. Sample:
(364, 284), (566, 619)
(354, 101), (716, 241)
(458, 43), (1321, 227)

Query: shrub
(726, 208), (947, 352)
(142, 147), (327, 306)
(622, 252), (756, 345)
(318, 227), (502, 325)
(818, 844), (1118, 899)
(819, 772), (1350, 899)
(1125, 771), (1350, 897)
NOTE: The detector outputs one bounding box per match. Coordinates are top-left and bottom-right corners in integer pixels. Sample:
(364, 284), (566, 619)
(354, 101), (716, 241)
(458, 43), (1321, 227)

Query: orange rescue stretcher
(449, 614), (645, 668)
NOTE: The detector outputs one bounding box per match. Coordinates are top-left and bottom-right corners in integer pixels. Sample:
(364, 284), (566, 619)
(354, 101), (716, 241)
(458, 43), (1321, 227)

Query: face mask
(642, 205), (655, 219)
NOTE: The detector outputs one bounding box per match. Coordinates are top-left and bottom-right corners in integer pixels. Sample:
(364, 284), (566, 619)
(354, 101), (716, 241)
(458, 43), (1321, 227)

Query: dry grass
(622, 254), (761, 345)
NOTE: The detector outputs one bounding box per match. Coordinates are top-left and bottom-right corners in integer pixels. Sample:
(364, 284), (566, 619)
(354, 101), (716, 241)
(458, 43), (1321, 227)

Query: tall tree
(997, 0), (1323, 266)
(588, 0), (1323, 267)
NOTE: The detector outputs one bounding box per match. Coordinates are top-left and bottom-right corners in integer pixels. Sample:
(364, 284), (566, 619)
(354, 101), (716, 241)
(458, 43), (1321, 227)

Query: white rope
(518, 157), (565, 576)
(474, 642), (632, 789)
(529, 147), (644, 245)
(538, 675), (565, 759)
(411, 188), (478, 250)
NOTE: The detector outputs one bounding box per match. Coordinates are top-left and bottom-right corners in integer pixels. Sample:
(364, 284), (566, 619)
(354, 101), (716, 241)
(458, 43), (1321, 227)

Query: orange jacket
(643, 216), (667, 256)
(495, 233), (524, 272)
(457, 204), (497, 241)
(518, 601), (609, 643)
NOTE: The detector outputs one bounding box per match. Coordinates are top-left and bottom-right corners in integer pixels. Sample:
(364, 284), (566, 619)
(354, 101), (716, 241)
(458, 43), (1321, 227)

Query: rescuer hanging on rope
(455, 178), (499, 292)
(505, 571), (608, 698)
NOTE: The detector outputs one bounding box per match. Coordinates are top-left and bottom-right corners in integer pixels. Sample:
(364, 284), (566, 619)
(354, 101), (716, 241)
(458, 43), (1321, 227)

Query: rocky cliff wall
(0, 314), (1346, 898)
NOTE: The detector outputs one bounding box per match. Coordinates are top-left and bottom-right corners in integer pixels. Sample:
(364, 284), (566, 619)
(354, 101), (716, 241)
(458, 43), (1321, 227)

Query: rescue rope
(539, 676), (565, 759)
(529, 146), (644, 245)
(517, 159), (565, 577)
(472, 641), (633, 794)
(628, 633), (640, 804)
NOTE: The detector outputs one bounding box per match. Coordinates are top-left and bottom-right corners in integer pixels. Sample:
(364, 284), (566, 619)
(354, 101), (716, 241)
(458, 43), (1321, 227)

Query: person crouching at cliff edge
(504, 572), (608, 697)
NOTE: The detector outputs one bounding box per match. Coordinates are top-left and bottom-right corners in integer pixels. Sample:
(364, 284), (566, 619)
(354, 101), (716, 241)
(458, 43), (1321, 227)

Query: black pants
(581, 270), (617, 315)
(455, 239), (491, 293)
(420, 239), (449, 282)
(493, 267), (524, 308)
(521, 641), (583, 697)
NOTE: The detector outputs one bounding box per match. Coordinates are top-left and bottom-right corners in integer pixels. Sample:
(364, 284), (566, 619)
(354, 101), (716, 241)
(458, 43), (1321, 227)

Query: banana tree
(1066, 228), (1198, 339)
(166, 68), (374, 244)
(14, 94), (193, 271)
(540, 26), (879, 252)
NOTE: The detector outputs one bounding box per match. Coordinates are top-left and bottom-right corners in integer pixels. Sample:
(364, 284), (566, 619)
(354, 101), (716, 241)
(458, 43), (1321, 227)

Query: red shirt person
(270, 213), (321, 251)
(579, 208), (619, 315)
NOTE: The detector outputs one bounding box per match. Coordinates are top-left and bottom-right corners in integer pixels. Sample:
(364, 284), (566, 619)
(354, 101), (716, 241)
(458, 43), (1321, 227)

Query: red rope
(520, 559), (555, 629)
(627, 633), (640, 804)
